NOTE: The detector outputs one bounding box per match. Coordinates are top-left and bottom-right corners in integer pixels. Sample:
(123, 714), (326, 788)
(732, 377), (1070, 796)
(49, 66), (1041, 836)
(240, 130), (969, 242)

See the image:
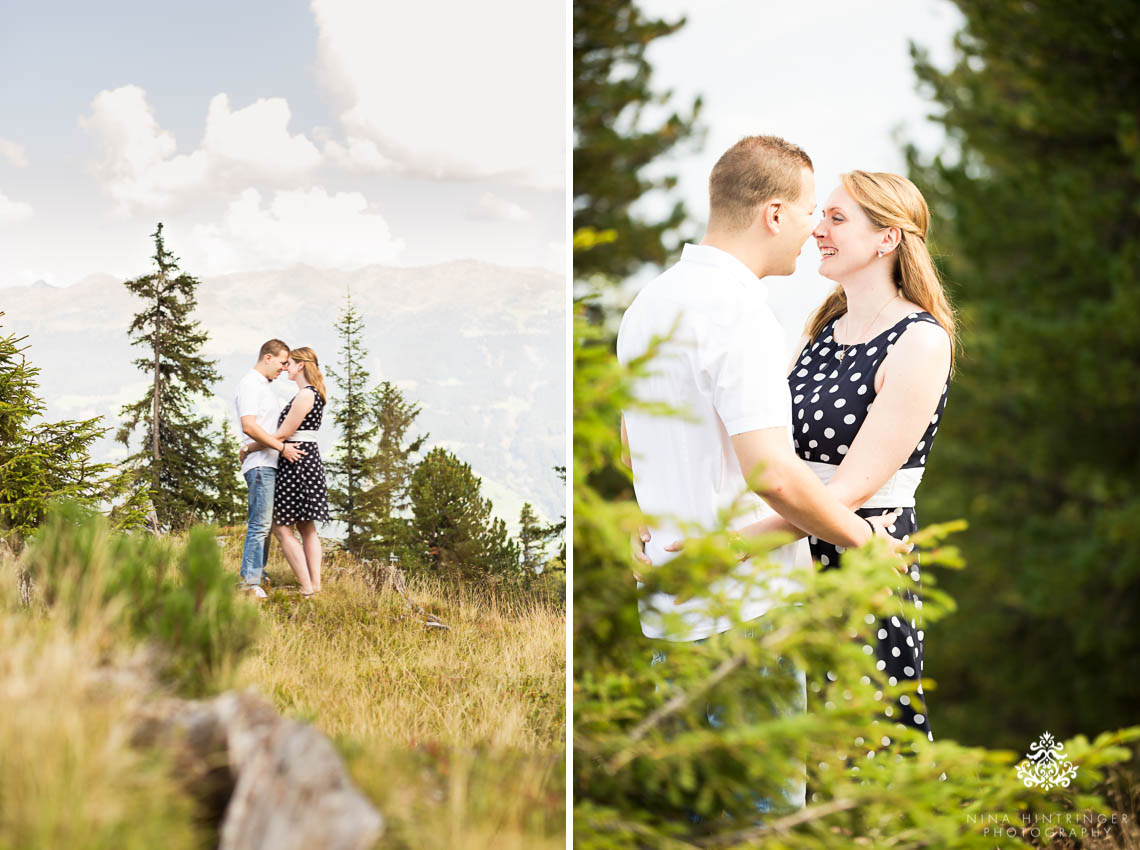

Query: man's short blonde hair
(258, 339), (289, 359)
(708, 135), (813, 232)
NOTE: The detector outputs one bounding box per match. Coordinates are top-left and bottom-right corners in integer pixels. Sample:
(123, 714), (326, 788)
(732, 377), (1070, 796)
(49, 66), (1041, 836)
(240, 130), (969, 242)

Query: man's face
(269, 351), (289, 377)
(773, 167), (817, 275)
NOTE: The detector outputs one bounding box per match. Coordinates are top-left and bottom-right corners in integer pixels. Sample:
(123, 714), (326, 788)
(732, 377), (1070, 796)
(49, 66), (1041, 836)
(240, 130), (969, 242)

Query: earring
(877, 249), (884, 258)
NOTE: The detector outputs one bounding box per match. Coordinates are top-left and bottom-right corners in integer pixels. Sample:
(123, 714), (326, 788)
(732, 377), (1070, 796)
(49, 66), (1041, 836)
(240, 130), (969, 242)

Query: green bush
(22, 503), (259, 695)
(573, 305), (1140, 848)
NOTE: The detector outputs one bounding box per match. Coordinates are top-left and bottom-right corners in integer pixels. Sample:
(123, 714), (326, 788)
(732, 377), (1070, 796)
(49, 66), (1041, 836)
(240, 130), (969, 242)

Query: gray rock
(134, 690), (383, 850)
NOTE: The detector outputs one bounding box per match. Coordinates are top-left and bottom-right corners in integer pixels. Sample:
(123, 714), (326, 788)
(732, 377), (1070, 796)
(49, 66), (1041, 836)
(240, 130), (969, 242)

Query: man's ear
(762, 201), (782, 235)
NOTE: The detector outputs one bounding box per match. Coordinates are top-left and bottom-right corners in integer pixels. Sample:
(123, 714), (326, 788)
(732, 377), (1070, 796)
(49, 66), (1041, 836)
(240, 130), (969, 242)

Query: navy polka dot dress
(273, 386), (331, 526)
(789, 310), (949, 741)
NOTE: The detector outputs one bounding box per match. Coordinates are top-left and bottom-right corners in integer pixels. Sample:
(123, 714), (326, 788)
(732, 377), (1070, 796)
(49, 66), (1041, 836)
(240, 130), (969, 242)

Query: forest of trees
(1, 312), (147, 538)
(904, 0), (1140, 749)
(1, 229), (563, 593)
(324, 290), (564, 585)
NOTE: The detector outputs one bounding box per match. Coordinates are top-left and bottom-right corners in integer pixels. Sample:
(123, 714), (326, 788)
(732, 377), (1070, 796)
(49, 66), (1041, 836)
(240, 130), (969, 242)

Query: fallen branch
(363, 559), (450, 631)
(696, 797), (859, 846)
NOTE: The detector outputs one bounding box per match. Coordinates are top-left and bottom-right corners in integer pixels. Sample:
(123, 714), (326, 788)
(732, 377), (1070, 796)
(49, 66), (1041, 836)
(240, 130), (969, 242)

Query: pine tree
(517, 502), (546, 580)
(574, 0), (704, 283)
(357, 380), (426, 561)
(545, 465), (567, 563)
(326, 290), (380, 552)
(906, 0), (1140, 747)
(326, 290), (427, 559)
(115, 223), (228, 530)
(409, 448), (519, 583)
(0, 312), (147, 543)
(206, 419), (246, 528)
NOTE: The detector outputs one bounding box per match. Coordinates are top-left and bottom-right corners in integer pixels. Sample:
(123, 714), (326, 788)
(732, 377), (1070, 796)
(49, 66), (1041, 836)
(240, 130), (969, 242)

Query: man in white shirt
(619, 135), (892, 640)
(233, 339), (304, 597)
(617, 136), (895, 810)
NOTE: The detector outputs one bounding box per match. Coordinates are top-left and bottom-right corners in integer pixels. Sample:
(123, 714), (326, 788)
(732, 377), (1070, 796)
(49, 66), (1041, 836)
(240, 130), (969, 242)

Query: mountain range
(1, 261), (565, 532)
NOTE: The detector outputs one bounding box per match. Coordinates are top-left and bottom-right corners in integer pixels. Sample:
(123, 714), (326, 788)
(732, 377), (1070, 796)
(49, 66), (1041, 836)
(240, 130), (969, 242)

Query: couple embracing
(234, 339), (332, 600)
(618, 135), (955, 805)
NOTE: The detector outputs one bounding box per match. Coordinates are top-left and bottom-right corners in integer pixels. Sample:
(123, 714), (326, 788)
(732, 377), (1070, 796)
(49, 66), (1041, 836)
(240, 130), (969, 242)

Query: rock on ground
(134, 690), (383, 850)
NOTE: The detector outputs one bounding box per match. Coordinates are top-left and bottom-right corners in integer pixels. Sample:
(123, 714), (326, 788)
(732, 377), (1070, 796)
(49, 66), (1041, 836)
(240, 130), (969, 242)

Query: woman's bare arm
(269, 389), (314, 442)
(724, 321), (951, 543)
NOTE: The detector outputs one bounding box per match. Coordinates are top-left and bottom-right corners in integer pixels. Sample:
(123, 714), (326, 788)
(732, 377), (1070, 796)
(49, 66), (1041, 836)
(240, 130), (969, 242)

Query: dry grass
(0, 560), (205, 850)
(231, 540), (566, 849)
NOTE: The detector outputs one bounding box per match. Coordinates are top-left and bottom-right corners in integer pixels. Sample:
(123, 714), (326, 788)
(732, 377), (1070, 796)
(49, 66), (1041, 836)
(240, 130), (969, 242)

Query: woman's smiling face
(284, 357), (304, 379)
(813, 185), (881, 281)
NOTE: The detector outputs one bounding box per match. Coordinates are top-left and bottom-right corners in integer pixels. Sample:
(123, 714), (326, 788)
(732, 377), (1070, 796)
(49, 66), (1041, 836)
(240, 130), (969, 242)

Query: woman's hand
(630, 527), (651, 582)
(866, 510), (912, 573)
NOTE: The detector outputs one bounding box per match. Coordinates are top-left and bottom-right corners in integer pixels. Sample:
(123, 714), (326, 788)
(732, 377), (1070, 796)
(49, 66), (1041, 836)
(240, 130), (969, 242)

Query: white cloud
(81, 85), (210, 211)
(470, 191), (531, 223)
(321, 136), (395, 173)
(0, 189), (33, 222)
(311, 0), (564, 189)
(81, 86), (324, 212)
(0, 138), (28, 168)
(188, 186), (405, 274)
(201, 93), (323, 178)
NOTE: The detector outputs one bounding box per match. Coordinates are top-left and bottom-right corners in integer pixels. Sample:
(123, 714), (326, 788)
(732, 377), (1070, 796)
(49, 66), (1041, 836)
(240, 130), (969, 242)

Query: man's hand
(630, 527), (651, 582)
(281, 443), (306, 463)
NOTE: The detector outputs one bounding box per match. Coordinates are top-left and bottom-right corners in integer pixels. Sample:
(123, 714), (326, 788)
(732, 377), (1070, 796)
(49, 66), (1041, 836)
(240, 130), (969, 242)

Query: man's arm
(732, 428), (873, 549)
(241, 416), (284, 451)
(621, 414), (652, 573)
(240, 415), (303, 462)
(620, 414), (631, 469)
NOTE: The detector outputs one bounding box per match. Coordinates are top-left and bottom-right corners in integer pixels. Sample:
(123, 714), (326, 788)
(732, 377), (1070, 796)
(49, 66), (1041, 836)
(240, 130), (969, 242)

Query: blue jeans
(240, 466), (276, 586)
(651, 626), (808, 818)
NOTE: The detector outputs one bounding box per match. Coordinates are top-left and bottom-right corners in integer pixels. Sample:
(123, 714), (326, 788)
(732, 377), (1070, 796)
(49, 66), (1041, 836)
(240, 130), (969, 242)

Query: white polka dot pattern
(273, 386), (331, 525)
(789, 312), (949, 741)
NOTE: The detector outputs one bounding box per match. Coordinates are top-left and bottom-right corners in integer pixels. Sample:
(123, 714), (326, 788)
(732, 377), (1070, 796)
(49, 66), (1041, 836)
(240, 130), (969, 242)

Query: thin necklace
(837, 292), (899, 363)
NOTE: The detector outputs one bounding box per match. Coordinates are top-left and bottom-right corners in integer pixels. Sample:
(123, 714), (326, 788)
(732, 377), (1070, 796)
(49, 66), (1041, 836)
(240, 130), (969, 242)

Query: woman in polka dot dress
(782, 171), (956, 741)
(243, 346), (330, 597)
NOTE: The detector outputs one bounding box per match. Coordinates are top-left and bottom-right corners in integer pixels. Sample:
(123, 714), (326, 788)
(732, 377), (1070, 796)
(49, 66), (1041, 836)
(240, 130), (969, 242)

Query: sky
(0, 0), (566, 288)
(628, 0), (965, 335)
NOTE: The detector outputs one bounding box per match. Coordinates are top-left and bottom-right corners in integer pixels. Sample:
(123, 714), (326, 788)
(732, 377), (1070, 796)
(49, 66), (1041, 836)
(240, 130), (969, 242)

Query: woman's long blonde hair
(288, 346), (328, 403)
(806, 171), (958, 366)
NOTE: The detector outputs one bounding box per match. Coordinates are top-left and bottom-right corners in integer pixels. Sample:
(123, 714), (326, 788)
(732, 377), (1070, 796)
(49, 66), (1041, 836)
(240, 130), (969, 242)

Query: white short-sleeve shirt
(616, 243), (809, 641)
(235, 369), (282, 475)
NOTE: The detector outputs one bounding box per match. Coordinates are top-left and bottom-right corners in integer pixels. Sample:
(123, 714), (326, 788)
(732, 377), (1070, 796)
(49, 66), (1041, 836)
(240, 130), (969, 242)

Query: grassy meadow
(230, 535), (567, 850)
(0, 518), (565, 850)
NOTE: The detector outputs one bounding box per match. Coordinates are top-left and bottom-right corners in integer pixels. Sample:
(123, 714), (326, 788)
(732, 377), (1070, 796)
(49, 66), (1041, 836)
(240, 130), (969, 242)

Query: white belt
(285, 430), (319, 443)
(804, 460), (924, 509)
